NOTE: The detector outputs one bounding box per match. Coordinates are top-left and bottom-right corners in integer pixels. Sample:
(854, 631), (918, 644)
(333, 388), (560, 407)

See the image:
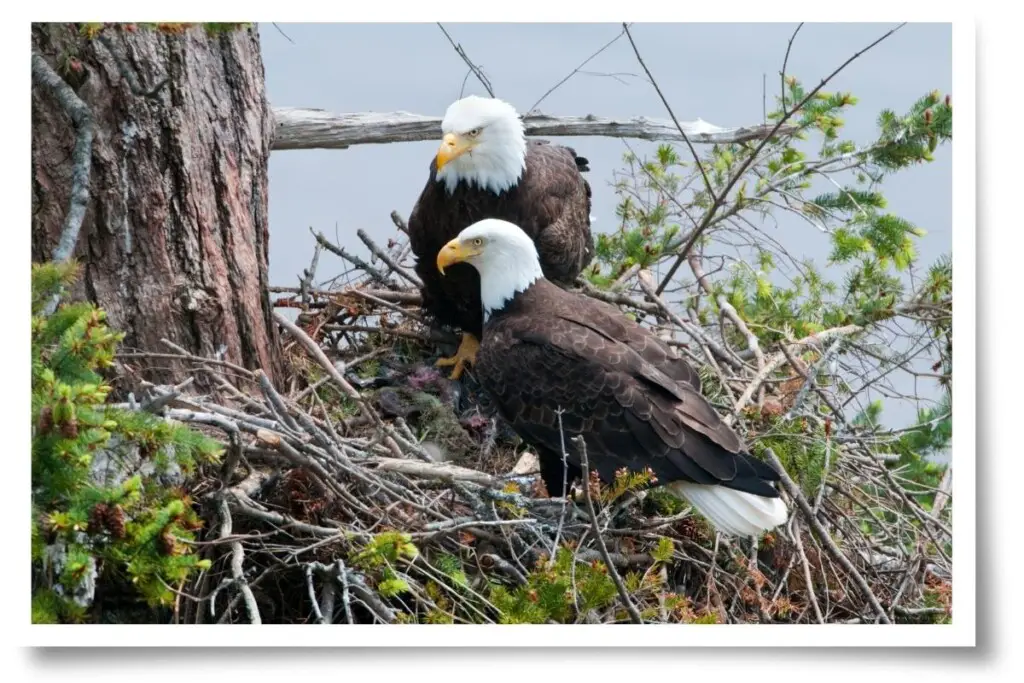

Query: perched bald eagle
(407, 95), (594, 379)
(436, 218), (790, 537)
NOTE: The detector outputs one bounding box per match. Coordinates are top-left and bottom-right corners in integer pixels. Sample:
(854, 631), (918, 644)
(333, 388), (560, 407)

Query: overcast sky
(258, 22), (952, 431)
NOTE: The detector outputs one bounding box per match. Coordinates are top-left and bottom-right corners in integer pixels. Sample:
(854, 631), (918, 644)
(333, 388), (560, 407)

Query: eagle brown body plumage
(475, 278), (784, 502)
(408, 140), (594, 339)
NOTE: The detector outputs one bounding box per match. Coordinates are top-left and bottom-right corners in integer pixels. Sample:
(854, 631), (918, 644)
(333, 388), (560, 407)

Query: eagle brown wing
(476, 281), (780, 497)
(517, 141), (595, 284)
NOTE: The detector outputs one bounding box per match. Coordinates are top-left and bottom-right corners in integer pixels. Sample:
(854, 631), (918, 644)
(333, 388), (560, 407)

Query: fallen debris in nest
(109, 216), (951, 626)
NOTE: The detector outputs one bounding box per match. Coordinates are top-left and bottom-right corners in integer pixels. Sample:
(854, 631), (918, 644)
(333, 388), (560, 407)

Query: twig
(356, 228), (422, 287)
(370, 457), (501, 488)
(653, 22), (906, 295)
(311, 228), (391, 285)
(622, 23), (715, 205)
(931, 467), (953, 520)
(728, 325), (863, 422)
(635, 270), (744, 372)
(689, 254), (765, 373)
(437, 23), (495, 97)
(271, 23), (296, 44)
(217, 498), (261, 624)
(550, 410), (572, 558)
(256, 370), (301, 434)
(298, 242), (323, 305)
(779, 23), (805, 114)
(305, 563), (328, 624)
(330, 560), (354, 624)
(273, 310), (404, 458)
(764, 448), (891, 624)
(791, 517), (824, 624)
(529, 26), (629, 114)
(390, 210), (409, 235)
(573, 436), (643, 624)
(785, 337), (843, 419)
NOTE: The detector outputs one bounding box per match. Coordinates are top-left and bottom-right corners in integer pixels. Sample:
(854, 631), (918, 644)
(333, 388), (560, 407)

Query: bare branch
(654, 22), (907, 295)
(356, 228), (422, 287)
(437, 23), (495, 97)
(528, 26), (629, 114)
(217, 498), (261, 624)
(764, 448), (892, 624)
(780, 23), (805, 113)
(31, 53), (94, 266)
(622, 23), (716, 205)
(271, 108), (798, 151)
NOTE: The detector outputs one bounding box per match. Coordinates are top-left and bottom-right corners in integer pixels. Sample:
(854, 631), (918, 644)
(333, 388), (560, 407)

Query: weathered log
(271, 107), (798, 151)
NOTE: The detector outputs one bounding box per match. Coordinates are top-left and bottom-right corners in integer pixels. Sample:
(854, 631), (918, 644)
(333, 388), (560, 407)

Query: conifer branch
(654, 22), (907, 295)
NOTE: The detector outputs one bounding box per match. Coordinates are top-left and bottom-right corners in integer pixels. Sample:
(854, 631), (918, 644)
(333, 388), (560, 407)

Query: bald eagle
(407, 95), (594, 380)
(436, 218), (790, 537)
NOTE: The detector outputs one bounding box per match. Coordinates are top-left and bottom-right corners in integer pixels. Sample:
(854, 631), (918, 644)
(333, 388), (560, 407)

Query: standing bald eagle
(436, 218), (790, 537)
(407, 95), (594, 379)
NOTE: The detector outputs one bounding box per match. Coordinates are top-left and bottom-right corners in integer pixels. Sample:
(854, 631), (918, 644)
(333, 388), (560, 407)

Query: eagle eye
(472, 238), (484, 246)
(467, 128), (481, 137)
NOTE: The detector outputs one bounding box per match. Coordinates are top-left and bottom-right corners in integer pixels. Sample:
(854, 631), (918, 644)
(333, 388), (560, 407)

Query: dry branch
(31, 52), (94, 266)
(271, 108), (799, 151)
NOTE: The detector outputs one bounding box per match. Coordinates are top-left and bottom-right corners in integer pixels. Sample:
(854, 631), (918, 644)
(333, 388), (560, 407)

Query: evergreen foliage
(31, 261), (223, 623)
(28, 45), (954, 624)
(590, 78), (952, 541)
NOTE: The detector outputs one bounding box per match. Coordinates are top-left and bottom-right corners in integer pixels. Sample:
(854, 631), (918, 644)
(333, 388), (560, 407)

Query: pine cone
(105, 504), (127, 539)
(89, 503), (111, 533)
(678, 517), (700, 540)
(37, 406), (54, 434)
(60, 419), (79, 439)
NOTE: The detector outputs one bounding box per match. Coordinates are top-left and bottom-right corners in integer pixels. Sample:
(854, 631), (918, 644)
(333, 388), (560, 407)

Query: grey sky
(259, 22), (952, 430)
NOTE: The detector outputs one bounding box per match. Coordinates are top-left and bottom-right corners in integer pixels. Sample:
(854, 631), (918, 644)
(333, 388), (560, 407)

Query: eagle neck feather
(479, 255), (543, 322)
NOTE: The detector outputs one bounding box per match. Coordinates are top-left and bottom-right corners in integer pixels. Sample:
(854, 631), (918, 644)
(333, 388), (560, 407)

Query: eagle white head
(436, 218), (543, 319)
(435, 96), (527, 195)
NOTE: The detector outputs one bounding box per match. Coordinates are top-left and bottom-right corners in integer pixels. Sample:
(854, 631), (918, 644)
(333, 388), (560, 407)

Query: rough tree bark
(31, 23), (281, 386)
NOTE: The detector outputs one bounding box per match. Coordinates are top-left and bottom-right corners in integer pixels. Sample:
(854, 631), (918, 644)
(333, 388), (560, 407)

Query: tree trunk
(31, 23), (280, 386)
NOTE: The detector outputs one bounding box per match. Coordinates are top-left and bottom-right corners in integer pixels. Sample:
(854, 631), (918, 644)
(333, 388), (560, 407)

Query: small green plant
(488, 547), (620, 623)
(31, 261), (223, 623)
(350, 530), (420, 599)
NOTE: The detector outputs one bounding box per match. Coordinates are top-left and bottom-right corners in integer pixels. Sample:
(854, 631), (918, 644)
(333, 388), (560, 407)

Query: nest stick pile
(115, 216), (953, 625)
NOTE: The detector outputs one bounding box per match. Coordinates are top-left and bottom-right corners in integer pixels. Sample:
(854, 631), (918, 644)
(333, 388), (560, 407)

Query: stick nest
(112, 217), (952, 626)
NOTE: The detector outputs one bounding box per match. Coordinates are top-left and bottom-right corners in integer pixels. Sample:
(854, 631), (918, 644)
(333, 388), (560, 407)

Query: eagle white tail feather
(665, 482), (789, 537)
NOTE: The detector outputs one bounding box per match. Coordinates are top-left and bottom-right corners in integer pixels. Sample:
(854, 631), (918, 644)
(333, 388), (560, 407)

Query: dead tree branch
(437, 23), (495, 97)
(31, 52), (94, 267)
(271, 108), (799, 151)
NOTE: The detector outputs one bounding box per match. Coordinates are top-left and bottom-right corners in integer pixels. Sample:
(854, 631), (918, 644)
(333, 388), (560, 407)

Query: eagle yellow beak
(437, 237), (480, 275)
(436, 133), (474, 171)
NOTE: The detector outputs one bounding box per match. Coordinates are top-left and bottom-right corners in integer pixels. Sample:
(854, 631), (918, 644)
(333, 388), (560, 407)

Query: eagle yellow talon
(436, 333), (480, 380)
